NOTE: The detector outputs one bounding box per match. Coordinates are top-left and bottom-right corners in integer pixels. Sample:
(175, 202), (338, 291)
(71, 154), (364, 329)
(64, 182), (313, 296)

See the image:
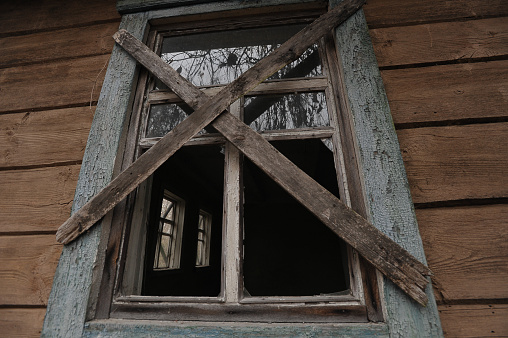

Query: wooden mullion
(222, 100), (243, 304)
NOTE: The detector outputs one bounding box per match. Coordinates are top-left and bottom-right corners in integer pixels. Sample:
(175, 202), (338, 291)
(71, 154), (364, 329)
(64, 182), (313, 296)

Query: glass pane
(160, 198), (174, 219)
(161, 221), (173, 235)
(246, 92), (329, 132)
(146, 103), (215, 137)
(146, 103), (188, 138)
(159, 24), (321, 87)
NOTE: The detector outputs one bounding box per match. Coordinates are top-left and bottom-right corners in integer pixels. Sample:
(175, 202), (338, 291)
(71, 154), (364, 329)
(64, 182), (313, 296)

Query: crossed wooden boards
(55, 0), (431, 305)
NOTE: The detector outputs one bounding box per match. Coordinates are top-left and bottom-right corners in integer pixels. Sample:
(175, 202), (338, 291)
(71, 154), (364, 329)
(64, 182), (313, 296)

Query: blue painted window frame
(42, 1), (443, 336)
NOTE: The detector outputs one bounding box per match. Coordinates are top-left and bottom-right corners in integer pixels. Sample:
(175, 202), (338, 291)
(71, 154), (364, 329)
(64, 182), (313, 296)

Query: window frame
(42, 1), (443, 336)
(108, 10), (371, 323)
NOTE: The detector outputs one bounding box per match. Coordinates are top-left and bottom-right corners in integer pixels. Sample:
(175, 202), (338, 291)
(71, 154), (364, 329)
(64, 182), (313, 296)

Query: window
(152, 191), (184, 270)
(43, 1), (442, 336)
(108, 7), (376, 323)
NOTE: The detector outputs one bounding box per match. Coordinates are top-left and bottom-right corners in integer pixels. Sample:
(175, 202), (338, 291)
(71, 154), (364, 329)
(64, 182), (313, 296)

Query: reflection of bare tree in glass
(161, 44), (321, 86)
(148, 44), (326, 137)
(146, 104), (188, 138)
(247, 92), (328, 132)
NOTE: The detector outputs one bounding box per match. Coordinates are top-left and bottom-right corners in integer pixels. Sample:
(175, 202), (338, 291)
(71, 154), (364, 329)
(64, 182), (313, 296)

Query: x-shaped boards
(56, 0), (431, 306)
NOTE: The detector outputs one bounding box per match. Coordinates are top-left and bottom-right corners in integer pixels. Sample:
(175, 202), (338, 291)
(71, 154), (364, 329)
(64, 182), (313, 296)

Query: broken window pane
(159, 24), (322, 87)
(243, 139), (348, 297)
(246, 92), (329, 132)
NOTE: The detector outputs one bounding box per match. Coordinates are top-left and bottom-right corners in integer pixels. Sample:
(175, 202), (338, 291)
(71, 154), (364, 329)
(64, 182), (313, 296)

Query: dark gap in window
(243, 139), (348, 297)
(142, 145), (224, 297)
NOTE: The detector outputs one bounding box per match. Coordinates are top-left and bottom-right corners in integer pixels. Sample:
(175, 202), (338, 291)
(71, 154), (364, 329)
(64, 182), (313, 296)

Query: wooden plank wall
(0, 0), (120, 336)
(364, 0), (508, 336)
(0, 0), (507, 337)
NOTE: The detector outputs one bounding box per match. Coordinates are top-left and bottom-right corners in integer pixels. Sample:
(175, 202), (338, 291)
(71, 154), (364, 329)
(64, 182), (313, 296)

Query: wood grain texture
(42, 12), (150, 337)
(363, 0), (508, 28)
(0, 54), (110, 113)
(383, 60), (508, 125)
(371, 18), (508, 67)
(0, 107), (94, 168)
(0, 308), (47, 338)
(331, 2), (443, 336)
(83, 320), (389, 337)
(398, 123), (508, 204)
(0, 165), (80, 232)
(0, 22), (118, 68)
(439, 304), (508, 337)
(0, 0), (119, 36)
(0, 235), (62, 305)
(416, 205), (508, 301)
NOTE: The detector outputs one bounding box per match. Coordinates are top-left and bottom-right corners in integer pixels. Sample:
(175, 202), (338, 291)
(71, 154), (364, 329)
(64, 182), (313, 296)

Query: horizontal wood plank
(0, 308), (46, 338)
(0, 107), (94, 168)
(397, 123), (508, 204)
(383, 60), (508, 125)
(364, 0), (508, 28)
(439, 304), (508, 337)
(0, 54), (110, 113)
(371, 17), (508, 67)
(416, 204), (508, 301)
(0, 22), (118, 68)
(0, 235), (62, 305)
(0, 165), (80, 232)
(0, 0), (119, 36)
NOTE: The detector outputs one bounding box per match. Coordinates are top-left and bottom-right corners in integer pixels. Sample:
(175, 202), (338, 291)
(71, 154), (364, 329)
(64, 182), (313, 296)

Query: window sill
(110, 300), (369, 323)
(83, 319), (389, 337)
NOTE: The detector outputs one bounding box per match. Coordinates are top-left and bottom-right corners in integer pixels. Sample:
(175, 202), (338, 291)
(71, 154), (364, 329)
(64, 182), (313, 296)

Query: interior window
(152, 191), (185, 270)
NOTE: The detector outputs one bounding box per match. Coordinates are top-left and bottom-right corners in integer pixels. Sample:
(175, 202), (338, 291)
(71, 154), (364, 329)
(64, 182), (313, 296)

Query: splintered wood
(55, 0), (432, 306)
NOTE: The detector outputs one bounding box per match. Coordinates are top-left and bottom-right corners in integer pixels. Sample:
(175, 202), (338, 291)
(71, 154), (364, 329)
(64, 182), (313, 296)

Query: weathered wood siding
(366, 0), (508, 336)
(0, 0), (120, 336)
(0, 0), (506, 337)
